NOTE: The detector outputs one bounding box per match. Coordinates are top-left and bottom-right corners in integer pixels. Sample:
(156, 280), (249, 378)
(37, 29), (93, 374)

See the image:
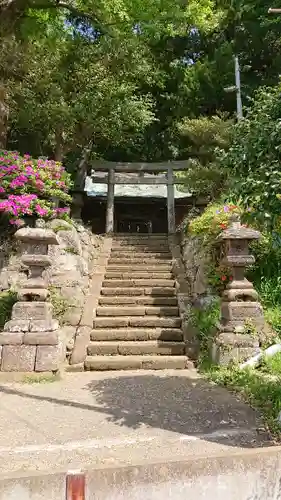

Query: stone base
(212, 332), (260, 366)
(0, 332), (65, 373)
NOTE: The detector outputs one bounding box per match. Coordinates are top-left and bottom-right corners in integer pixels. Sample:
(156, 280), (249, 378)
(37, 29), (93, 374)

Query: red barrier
(66, 471), (85, 500)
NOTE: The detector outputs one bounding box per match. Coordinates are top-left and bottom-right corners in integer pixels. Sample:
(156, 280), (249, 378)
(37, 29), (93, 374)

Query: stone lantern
(212, 214), (265, 365)
(0, 228), (65, 372)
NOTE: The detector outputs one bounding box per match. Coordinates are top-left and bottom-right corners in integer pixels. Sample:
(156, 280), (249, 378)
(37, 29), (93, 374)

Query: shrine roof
(84, 176), (191, 199)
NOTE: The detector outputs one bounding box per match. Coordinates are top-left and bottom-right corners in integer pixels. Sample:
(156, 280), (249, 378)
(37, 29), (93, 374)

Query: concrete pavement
(0, 370), (273, 475)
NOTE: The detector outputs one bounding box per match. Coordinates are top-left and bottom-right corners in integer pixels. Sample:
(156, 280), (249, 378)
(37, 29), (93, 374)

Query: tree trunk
(0, 84), (8, 149)
(54, 129), (64, 162)
(0, 0), (28, 37)
(74, 143), (93, 191)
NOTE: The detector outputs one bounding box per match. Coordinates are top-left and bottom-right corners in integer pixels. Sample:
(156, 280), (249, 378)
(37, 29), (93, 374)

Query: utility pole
(224, 55), (243, 121)
(234, 56), (243, 120)
(268, 8), (281, 13)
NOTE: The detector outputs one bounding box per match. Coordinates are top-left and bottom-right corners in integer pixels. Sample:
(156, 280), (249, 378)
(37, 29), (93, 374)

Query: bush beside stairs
(85, 234), (193, 370)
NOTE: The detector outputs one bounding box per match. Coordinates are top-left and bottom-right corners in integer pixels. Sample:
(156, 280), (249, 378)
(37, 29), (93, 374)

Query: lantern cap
(219, 214), (261, 240)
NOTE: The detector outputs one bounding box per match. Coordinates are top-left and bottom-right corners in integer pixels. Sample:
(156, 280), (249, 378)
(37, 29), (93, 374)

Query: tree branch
(28, 0), (106, 32)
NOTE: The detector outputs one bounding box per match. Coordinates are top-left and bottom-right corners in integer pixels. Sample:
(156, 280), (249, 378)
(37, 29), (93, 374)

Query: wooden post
(66, 471), (85, 500)
(167, 166), (175, 233)
(106, 168), (115, 233)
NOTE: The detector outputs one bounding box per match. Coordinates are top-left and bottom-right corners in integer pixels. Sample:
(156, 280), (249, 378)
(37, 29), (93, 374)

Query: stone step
(108, 258), (173, 265)
(93, 317), (181, 328)
(111, 245), (170, 251)
(102, 279), (175, 288)
(111, 242), (169, 248)
(110, 252), (171, 259)
(105, 271), (173, 280)
(96, 306), (179, 317)
(84, 355), (191, 371)
(98, 296), (178, 306)
(87, 340), (185, 356)
(90, 328), (183, 341)
(111, 246), (170, 252)
(100, 287), (176, 296)
(113, 234), (167, 239)
(106, 264), (172, 272)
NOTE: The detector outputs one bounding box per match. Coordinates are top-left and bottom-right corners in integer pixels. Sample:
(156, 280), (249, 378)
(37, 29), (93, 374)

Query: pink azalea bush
(0, 150), (72, 226)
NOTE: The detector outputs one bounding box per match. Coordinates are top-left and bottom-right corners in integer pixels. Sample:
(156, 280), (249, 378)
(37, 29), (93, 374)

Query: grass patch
(22, 373), (61, 384)
(0, 290), (17, 329)
(260, 351), (281, 376)
(52, 224), (71, 233)
(202, 362), (281, 439)
(64, 246), (79, 255)
(190, 297), (220, 359)
(49, 287), (71, 322)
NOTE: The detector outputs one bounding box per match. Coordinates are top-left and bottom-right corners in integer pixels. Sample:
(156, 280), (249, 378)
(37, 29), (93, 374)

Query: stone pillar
(106, 168), (115, 233)
(212, 215), (265, 365)
(0, 228), (65, 372)
(167, 166), (175, 234)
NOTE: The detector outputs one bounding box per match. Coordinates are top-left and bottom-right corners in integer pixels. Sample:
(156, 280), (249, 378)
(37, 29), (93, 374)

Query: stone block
(129, 317), (181, 328)
(212, 332), (260, 366)
(60, 325), (77, 344)
(18, 289), (49, 302)
(0, 332), (23, 345)
(23, 331), (59, 345)
(145, 306), (179, 316)
(221, 302), (263, 321)
(93, 317), (129, 328)
(60, 287), (85, 306)
(62, 307), (82, 327)
(69, 326), (91, 365)
(101, 287), (144, 296)
(35, 342), (65, 372)
(212, 344), (261, 366)
(15, 227), (59, 246)
(11, 302), (53, 321)
(4, 320), (30, 332)
(29, 319), (59, 332)
(144, 287), (176, 296)
(96, 306), (145, 317)
(1, 345), (36, 372)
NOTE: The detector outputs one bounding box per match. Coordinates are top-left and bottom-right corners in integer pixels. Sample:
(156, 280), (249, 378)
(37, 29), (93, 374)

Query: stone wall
(172, 232), (218, 359)
(180, 233), (211, 305)
(0, 220), (103, 363)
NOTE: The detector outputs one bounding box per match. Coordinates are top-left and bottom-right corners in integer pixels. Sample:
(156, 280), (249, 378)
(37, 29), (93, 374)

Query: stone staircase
(85, 234), (192, 370)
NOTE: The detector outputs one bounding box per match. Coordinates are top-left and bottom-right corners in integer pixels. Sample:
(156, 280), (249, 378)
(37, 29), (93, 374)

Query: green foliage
(188, 202), (242, 242)
(190, 298), (220, 352)
(264, 307), (281, 337)
(206, 366), (281, 438)
(21, 373), (61, 384)
(217, 85), (281, 226)
(49, 287), (71, 322)
(260, 352), (281, 377)
(64, 246), (79, 255)
(0, 290), (17, 330)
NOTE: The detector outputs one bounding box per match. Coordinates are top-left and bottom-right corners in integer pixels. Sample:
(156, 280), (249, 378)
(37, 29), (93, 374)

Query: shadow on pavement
(0, 373), (272, 448)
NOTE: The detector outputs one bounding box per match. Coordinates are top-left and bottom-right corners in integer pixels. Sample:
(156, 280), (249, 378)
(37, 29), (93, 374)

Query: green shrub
(206, 366), (281, 438)
(0, 290), (17, 329)
(49, 287), (71, 322)
(190, 298), (220, 353)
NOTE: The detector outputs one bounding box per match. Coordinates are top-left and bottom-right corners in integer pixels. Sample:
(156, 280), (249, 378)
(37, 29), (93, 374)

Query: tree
(217, 84), (281, 226)
(175, 114), (233, 198)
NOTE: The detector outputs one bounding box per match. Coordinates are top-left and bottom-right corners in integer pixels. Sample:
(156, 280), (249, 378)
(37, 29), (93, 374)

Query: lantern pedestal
(212, 215), (266, 365)
(0, 228), (65, 372)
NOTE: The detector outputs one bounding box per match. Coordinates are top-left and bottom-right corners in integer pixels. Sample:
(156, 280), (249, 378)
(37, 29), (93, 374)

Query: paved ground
(0, 370), (272, 475)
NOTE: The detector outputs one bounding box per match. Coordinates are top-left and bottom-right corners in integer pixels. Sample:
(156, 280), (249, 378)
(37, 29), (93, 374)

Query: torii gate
(90, 160), (191, 234)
